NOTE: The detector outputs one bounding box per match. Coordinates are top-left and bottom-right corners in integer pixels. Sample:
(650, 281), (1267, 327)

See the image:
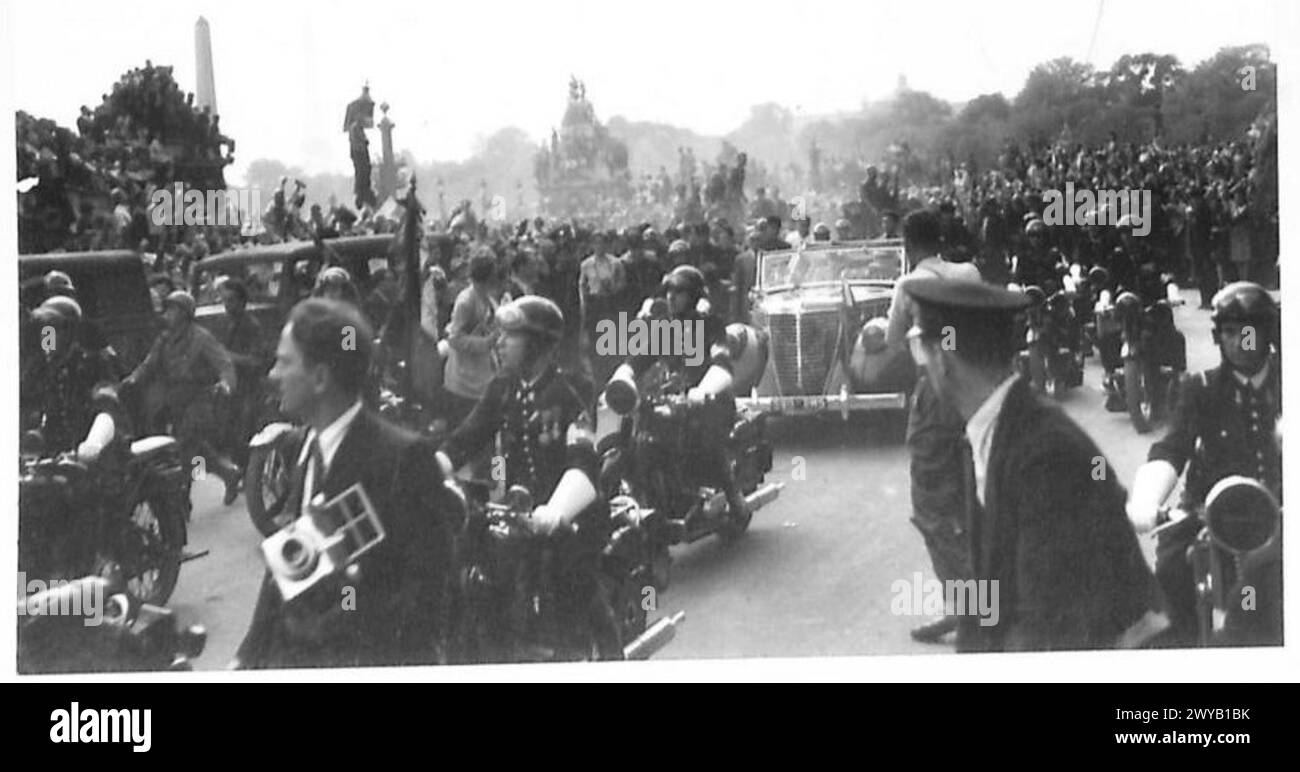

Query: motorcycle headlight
(1205, 475), (1279, 554)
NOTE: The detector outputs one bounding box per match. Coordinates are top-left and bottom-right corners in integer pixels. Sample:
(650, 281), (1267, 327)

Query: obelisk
(195, 16), (217, 115)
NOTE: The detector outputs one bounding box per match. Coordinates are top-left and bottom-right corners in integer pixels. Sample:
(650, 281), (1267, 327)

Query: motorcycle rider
(1012, 219), (1064, 292)
(606, 264), (752, 531)
(20, 300), (131, 580)
(1097, 215), (1186, 411)
(1126, 282), (1281, 646)
(436, 295), (622, 658)
(123, 290), (241, 504)
(21, 297), (122, 457)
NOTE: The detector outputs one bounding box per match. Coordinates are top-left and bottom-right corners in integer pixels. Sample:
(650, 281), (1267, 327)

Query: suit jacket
(957, 377), (1162, 652)
(237, 409), (454, 669)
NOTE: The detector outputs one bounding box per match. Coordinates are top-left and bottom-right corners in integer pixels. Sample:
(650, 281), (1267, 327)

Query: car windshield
(761, 245), (904, 289)
(194, 261), (282, 308)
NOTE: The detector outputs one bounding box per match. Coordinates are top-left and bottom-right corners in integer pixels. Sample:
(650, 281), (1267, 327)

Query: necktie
(302, 436), (325, 508)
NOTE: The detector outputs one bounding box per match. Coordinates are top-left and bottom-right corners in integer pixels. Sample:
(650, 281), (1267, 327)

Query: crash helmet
(1211, 282), (1277, 349)
(162, 290), (196, 320)
(813, 222), (832, 241)
(662, 265), (707, 302)
(496, 295), (565, 345)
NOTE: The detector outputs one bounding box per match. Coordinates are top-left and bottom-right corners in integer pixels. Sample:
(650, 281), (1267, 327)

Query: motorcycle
(17, 575), (207, 673)
(449, 482), (682, 663)
(599, 370), (782, 593)
(19, 431), (192, 606)
(1018, 285), (1086, 400)
(1152, 476), (1282, 646)
(1098, 288), (1186, 433)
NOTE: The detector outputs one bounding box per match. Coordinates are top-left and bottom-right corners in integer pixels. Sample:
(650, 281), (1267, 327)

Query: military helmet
(1212, 282), (1277, 329)
(1024, 285), (1047, 305)
(496, 295), (565, 344)
(1087, 266), (1110, 288)
(667, 239), (691, 255)
(1114, 290), (1143, 315)
(1024, 218), (1046, 236)
(43, 270), (75, 293)
(163, 290), (196, 320)
(663, 265), (706, 298)
(813, 222), (832, 240)
(39, 295), (83, 321)
(317, 266), (354, 287)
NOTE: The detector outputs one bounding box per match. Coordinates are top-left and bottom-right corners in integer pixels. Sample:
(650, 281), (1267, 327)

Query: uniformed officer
(607, 265), (752, 530)
(1127, 282), (1281, 646)
(436, 295), (622, 658)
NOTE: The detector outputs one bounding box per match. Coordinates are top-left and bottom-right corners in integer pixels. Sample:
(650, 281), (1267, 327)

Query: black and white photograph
(3, 0), (1296, 689)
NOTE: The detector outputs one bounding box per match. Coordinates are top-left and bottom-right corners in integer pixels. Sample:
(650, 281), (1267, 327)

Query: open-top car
(735, 239), (916, 419)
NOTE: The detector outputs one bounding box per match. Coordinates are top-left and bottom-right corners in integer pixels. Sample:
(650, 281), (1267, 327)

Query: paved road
(170, 291), (1219, 668)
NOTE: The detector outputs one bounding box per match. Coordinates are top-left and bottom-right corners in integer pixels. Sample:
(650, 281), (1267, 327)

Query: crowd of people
(17, 62), (234, 254)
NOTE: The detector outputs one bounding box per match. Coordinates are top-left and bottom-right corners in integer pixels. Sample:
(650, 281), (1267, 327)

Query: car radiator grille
(767, 309), (841, 394)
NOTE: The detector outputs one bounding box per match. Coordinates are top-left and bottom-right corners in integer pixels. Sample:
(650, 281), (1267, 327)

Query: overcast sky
(5, 0), (1293, 184)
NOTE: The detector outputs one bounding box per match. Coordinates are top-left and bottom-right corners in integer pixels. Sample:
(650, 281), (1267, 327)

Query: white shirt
(298, 399), (365, 504)
(964, 374), (1020, 507)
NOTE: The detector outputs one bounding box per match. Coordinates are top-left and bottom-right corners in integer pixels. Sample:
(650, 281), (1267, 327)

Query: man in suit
(903, 277), (1166, 652)
(234, 298), (455, 669)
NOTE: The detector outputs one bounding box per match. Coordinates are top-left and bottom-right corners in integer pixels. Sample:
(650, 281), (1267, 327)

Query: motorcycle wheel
(117, 485), (185, 605)
(245, 438), (293, 537)
(1027, 349), (1048, 394)
(1123, 359), (1153, 434)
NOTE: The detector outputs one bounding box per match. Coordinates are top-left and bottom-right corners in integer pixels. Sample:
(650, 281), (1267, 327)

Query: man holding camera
(437, 295), (622, 658)
(234, 299), (454, 669)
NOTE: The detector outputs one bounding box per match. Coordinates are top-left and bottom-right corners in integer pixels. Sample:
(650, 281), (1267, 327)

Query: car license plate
(788, 395), (827, 412)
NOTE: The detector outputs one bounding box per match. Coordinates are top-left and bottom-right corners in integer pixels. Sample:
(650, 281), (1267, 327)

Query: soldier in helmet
(21, 297), (123, 458)
(1012, 219), (1064, 292)
(607, 265), (752, 530)
(437, 295), (622, 658)
(812, 222), (833, 243)
(123, 290), (242, 504)
(1127, 282), (1281, 646)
